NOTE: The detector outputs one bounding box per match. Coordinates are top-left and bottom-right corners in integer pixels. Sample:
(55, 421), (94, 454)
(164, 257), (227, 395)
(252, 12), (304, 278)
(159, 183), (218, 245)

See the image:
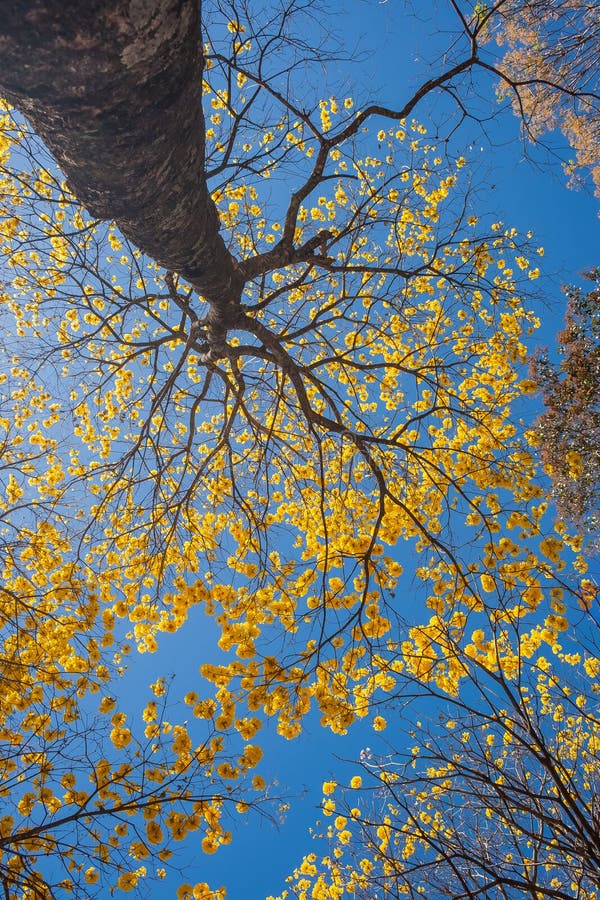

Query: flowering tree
(0, 521), (268, 898)
(279, 593), (600, 898)
(0, 1), (596, 898)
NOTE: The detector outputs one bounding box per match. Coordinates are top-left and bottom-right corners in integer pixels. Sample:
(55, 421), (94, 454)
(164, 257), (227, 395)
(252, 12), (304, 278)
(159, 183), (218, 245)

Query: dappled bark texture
(0, 1), (243, 315)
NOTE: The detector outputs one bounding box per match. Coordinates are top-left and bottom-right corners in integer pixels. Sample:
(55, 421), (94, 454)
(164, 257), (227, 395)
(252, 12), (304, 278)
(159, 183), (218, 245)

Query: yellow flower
(98, 696), (116, 714)
(519, 379), (538, 394)
(146, 821), (163, 845)
(202, 836), (218, 854)
(110, 726), (132, 749)
(480, 573), (496, 593)
(116, 872), (139, 892)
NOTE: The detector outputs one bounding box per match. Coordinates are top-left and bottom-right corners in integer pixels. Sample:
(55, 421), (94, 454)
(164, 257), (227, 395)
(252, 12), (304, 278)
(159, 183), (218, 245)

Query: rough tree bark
(0, 0), (244, 355)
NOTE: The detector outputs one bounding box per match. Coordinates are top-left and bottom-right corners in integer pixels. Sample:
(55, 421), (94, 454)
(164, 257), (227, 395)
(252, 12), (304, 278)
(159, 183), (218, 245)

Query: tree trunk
(0, 1), (244, 319)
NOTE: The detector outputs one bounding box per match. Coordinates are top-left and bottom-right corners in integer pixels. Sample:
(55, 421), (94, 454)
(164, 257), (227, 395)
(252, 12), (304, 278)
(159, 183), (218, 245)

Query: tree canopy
(0, 1), (597, 898)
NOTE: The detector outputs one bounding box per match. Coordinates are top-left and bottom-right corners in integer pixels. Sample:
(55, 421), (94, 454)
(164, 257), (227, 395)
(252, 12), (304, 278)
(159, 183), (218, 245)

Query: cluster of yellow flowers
(0, 40), (594, 899)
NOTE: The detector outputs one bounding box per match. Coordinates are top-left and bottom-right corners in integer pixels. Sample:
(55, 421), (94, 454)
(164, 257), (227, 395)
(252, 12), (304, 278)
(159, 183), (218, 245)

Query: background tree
(489, 0), (600, 196)
(531, 270), (600, 549)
